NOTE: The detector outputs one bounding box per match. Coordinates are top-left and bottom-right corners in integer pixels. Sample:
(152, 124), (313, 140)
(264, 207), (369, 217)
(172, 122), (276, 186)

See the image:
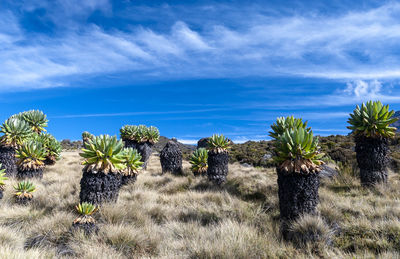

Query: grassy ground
(0, 151), (399, 258)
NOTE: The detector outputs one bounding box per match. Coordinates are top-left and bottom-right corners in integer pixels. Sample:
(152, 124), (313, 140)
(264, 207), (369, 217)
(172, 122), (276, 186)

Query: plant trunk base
(121, 174), (137, 186)
(17, 169), (43, 179)
(44, 157), (56, 166)
(160, 141), (183, 175)
(79, 171), (122, 204)
(207, 151), (229, 185)
(72, 222), (99, 235)
(277, 168), (320, 239)
(360, 169), (387, 186)
(355, 135), (389, 186)
(0, 146), (17, 177)
(16, 196), (32, 205)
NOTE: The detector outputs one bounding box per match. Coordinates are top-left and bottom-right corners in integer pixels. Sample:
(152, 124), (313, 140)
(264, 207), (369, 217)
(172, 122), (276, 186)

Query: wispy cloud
(50, 108), (229, 119)
(2, 2), (400, 90)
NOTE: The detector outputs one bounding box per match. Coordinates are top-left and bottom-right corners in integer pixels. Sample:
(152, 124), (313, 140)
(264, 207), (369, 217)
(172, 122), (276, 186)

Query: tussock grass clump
(0, 151), (397, 258)
(286, 215), (334, 249)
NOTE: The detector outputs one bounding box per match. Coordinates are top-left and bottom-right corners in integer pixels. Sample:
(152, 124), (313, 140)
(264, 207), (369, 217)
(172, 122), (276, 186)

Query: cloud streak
(2, 2), (400, 90)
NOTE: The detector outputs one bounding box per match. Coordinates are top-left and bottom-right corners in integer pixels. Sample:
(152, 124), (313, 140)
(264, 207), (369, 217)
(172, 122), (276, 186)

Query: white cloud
(344, 80), (382, 98)
(177, 139), (197, 145)
(3, 2), (400, 89)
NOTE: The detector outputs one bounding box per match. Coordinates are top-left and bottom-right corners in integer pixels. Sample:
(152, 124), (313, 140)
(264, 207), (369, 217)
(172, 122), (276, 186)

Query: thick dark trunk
(277, 168), (320, 221)
(0, 146), (17, 177)
(44, 157), (56, 166)
(277, 168), (320, 240)
(136, 142), (153, 169)
(121, 174), (137, 186)
(123, 140), (153, 169)
(123, 139), (137, 149)
(197, 138), (210, 149)
(160, 140), (183, 175)
(79, 171), (122, 204)
(17, 168), (43, 179)
(0, 190), (3, 200)
(72, 222), (99, 235)
(207, 151), (229, 185)
(16, 196), (32, 205)
(355, 135), (389, 186)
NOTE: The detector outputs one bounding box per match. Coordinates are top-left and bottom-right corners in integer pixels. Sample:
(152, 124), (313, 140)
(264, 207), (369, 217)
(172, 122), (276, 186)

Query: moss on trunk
(79, 171), (122, 204)
(207, 150), (229, 185)
(160, 140), (183, 175)
(0, 145), (17, 177)
(355, 135), (389, 186)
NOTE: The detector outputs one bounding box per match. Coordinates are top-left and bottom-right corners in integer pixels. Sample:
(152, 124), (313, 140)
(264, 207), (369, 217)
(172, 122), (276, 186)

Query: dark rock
(241, 163), (252, 168)
(79, 171), (122, 204)
(160, 140), (183, 175)
(277, 168), (320, 239)
(197, 138), (210, 149)
(0, 146), (17, 177)
(319, 164), (339, 179)
(17, 168), (43, 179)
(355, 135), (389, 186)
(207, 151), (229, 185)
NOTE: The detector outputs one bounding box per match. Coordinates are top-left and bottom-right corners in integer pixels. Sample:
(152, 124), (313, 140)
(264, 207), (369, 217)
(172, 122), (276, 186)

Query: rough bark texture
(17, 168), (43, 179)
(79, 171), (122, 204)
(277, 168), (320, 221)
(136, 142), (153, 170)
(123, 139), (137, 149)
(0, 146), (17, 177)
(207, 151), (229, 185)
(16, 196), (32, 205)
(72, 222), (99, 236)
(160, 140), (183, 175)
(121, 174), (137, 186)
(197, 138), (210, 149)
(277, 168), (320, 239)
(355, 135), (389, 186)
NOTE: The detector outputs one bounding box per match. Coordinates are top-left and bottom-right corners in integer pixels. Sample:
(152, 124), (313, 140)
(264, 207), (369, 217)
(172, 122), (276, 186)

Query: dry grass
(0, 151), (399, 258)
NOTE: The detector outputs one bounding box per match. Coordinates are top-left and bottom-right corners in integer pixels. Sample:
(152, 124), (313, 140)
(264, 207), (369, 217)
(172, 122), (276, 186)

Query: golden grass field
(0, 151), (400, 258)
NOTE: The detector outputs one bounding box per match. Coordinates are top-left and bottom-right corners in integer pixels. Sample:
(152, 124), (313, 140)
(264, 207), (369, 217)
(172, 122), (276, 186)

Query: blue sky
(1, 0), (400, 143)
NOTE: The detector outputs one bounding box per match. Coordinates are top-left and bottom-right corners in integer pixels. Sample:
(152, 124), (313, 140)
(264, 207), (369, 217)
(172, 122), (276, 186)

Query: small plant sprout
(74, 202), (98, 224)
(122, 148), (143, 176)
(0, 165), (7, 191)
(14, 181), (36, 200)
(190, 148), (208, 175)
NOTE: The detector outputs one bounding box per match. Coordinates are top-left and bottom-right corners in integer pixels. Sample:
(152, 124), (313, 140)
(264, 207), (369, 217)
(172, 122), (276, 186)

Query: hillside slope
(0, 152), (399, 257)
